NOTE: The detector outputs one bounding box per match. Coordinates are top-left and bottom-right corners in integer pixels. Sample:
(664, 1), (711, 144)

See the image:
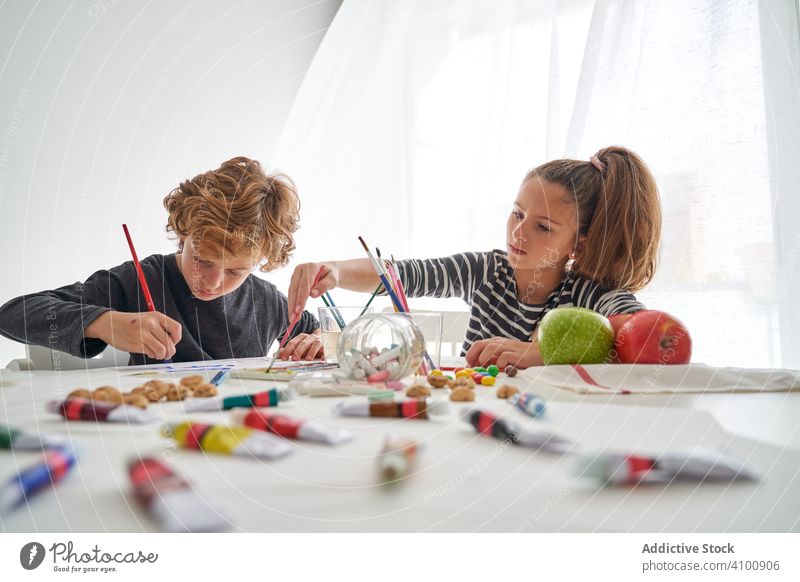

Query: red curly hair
(163, 156), (300, 272)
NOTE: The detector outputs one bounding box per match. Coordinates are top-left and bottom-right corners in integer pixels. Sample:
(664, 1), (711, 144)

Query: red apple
(608, 313), (634, 336)
(607, 313), (634, 363)
(615, 310), (692, 365)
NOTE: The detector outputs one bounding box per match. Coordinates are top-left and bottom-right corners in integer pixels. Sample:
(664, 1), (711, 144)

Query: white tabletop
(1, 358), (798, 532)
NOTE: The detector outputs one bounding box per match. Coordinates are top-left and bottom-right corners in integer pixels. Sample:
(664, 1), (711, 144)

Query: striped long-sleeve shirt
(391, 250), (645, 356)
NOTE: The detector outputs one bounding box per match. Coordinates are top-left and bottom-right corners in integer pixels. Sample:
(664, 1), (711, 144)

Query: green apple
(538, 307), (614, 365)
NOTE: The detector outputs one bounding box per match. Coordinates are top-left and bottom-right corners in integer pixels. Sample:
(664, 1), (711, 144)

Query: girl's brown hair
(163, 156), (300, 272)
(526, 146), (661, 292)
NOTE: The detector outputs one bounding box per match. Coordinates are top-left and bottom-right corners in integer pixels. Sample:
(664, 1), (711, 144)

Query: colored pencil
(122, 224), (171, 364)
(280, 266), (326, 348)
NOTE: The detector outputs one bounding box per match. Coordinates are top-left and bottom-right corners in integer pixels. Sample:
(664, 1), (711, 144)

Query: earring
(566, 250), (577, 272)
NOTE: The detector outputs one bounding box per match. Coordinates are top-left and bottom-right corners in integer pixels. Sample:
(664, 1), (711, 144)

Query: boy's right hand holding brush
(84, 311), (182, 361)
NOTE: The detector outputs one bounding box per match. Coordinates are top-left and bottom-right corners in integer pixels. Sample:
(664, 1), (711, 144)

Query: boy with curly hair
(0, 157), (321, 364)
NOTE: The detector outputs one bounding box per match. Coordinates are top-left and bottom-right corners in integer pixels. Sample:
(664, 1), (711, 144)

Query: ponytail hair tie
(590, 154), (607, 174)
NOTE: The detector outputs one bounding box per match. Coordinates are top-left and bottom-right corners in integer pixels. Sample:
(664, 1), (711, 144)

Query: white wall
(0, 0), (342, 366)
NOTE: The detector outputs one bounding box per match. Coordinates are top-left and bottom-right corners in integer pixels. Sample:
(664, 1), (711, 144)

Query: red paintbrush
(122, 224), (156, 312)
(122, 224), (171, 363)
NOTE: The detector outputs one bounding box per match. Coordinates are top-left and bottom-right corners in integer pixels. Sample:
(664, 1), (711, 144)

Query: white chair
(380, 307), (469, 356)
(5, 344), (130, 371)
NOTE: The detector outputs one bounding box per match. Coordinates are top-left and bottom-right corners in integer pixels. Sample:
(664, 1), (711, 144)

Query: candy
(430, 369), (443, 376)
(487, 365), (499, 377)
(368, 370), (391, 383)
(505, 365), (518, 377)
(480, 376), (496, 386)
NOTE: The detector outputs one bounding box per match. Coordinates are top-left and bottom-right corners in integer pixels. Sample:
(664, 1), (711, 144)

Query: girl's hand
(287, 262), (339, 320)
(278, 332), (324, 361)
(84, 310), (183, 360)
(465, 337), (543, 369)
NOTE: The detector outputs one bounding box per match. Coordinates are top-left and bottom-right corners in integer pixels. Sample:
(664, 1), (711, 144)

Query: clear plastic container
(336, 313), (427, 381)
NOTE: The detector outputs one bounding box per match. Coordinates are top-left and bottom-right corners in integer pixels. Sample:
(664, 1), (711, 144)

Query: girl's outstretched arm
(287, 258), (379, 317)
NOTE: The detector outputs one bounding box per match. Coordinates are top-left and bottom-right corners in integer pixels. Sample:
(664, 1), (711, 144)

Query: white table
(1, 359), (798, 532)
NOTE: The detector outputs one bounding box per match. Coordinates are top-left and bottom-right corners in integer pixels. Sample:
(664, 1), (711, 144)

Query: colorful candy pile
(453, 365), (500, 386)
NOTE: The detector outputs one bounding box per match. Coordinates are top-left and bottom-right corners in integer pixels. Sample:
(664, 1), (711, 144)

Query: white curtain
(272, 0), (800, 369)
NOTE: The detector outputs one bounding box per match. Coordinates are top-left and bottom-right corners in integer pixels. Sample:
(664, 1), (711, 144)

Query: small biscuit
(132, 385), (164, 403)
(166, 384), (192, 401)
(92, 386), (123, 403)
(406, 384), (432, 398)
(68, 388), (92, 399)
(142, 379), (167, 391)
(496, 385), (519, 399)
(449, 387), (475, 402)
(122, 393), (150, 409)
(452, 377), (476, 390)
(426, 374), (449, 389)
(180, 375), (205, 388)
(191, 383), (219, 398)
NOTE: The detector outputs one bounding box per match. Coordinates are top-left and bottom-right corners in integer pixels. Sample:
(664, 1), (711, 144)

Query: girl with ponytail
(287, 146), (662, 368)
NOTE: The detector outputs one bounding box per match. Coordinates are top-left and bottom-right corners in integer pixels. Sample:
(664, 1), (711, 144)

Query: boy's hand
(85, 310), (183, 360)
(287, 262), (338, 320)
(278, 332), (323, 361)
(465, 337), (543, 369)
